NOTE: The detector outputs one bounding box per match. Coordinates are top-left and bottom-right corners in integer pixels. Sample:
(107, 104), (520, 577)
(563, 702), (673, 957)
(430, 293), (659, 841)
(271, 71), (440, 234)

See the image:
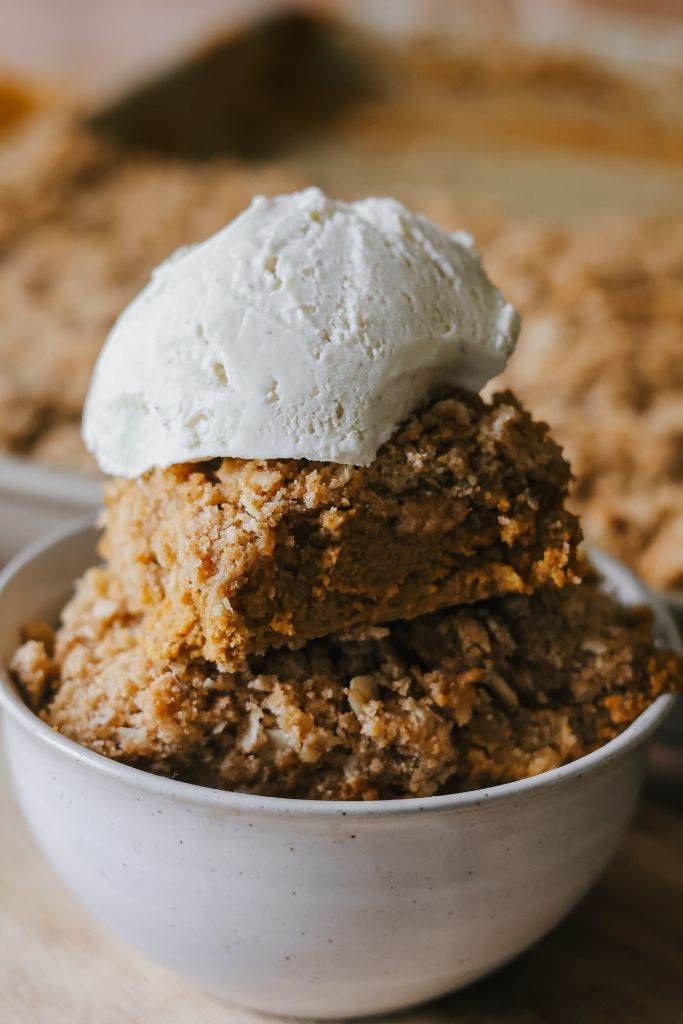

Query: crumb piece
(11, 640), (54, 710)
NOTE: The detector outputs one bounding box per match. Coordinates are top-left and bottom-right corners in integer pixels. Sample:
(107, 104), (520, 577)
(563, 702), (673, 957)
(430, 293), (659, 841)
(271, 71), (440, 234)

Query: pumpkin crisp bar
(99, 389), (580, 673)
(12, 571), (681, 801)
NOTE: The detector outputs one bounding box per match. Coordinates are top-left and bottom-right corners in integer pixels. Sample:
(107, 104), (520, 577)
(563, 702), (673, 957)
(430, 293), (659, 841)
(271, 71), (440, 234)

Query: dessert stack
(12, 190), (681, 799)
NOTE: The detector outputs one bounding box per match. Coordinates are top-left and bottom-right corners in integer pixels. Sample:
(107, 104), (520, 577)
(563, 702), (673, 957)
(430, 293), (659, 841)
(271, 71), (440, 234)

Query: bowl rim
(0, 516), (679, 820)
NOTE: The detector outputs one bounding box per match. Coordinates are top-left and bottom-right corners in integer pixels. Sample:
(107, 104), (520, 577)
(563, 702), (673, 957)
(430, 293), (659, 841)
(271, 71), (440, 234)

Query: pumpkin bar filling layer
(100, 389), (581, 672)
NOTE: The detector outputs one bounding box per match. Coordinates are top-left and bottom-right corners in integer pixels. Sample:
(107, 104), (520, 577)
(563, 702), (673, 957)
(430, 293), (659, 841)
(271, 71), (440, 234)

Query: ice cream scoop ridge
(83, 187), (520, 476)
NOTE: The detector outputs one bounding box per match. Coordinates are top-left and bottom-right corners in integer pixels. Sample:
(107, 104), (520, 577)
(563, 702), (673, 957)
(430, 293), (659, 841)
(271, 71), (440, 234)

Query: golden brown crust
(101, 389), (581, 671)
(13, 570), (680, 801)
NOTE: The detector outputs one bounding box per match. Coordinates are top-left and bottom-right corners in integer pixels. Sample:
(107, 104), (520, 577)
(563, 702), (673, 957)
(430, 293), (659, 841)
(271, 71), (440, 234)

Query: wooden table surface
(1, 732), (682, 1024)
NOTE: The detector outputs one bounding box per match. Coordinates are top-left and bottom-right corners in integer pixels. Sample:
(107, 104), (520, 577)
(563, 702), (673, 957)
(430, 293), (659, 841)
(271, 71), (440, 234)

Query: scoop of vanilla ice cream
(83, 187), (520, 476)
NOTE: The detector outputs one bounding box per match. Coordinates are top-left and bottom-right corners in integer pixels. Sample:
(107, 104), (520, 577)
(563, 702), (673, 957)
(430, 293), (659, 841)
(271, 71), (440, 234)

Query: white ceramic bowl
(0, 521), (679, 1018)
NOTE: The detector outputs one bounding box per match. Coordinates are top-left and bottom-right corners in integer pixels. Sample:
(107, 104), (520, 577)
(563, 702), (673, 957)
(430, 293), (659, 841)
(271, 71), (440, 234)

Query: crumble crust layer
(12, 572), (680, 801)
